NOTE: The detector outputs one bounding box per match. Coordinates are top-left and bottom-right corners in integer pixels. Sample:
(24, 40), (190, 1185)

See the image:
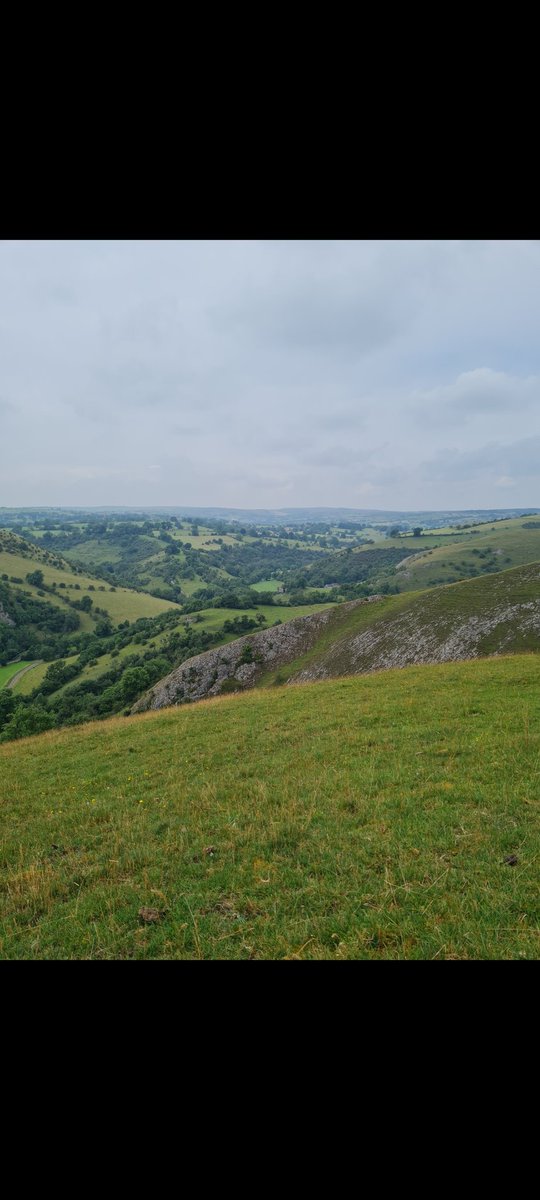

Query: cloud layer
(2, 239), (540, 508)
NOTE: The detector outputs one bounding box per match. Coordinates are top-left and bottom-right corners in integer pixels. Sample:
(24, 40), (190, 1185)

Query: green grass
(194, 602), (333, 634)
(0, 549), (180, 626)
(11, 660), (54, 696)
(252, 580), (281, 593)
(0, 662), (33, 689)
(258, 563), (540, 687)
(258, 594), (416, 686)
(2, 653), (540, 959)
(398, 518), (540, 589)
(171, 532), (238, 550)
(63, 540), (123, 565)
(178, 578), (206, 596)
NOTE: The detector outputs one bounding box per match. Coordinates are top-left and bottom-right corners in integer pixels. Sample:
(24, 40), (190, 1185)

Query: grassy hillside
(1, 653), (539, 959)
(9, 601), (333, 702)
(397, 516), (540, 590)
(10, 660), (51, 696)
(266, 561), (540, 685)
(0, 544), (181, 627)
(137, 562), (540, 708)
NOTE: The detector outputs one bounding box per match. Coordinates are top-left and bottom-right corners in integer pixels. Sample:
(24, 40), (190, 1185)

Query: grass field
(397, 518), (540, 590)
(0, 662), (33, 689)
(11, 660), (54, 696)
(194, 602), (333, 634)
(1, 653), (539, 959)
(252, 580), (281, 593)
(0, 550), (181, 625)
(63, 540), (123, 565)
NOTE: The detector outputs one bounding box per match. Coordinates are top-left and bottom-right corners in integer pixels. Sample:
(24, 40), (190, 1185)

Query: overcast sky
(2, 239), (540, 511)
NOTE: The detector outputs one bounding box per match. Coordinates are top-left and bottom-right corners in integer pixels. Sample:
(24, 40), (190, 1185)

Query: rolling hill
(2, 653), (539, 959)
(396, 515), (540, 590)
(0, 529), (182, 631)
(133, 561), (540, 711)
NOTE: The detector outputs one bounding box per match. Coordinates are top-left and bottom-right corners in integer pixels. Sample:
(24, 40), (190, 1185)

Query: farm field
(0, 550), (181, 625)
(11, 660), (53, 696)
(0, 661), (34, 689)
(397, 518), (540, 590)
(252, 580), (281, 593)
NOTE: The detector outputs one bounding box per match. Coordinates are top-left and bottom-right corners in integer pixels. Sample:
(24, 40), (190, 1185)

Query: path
(6, 660), (43, 690)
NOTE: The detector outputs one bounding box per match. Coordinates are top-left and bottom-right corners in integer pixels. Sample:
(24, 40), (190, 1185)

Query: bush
(219, 677), (243, 694)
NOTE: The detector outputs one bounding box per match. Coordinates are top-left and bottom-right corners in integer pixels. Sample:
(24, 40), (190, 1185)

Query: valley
(2, 505), (540, 962)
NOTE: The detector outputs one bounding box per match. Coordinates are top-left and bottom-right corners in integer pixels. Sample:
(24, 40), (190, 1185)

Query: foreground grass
(1, 654), (540, 959)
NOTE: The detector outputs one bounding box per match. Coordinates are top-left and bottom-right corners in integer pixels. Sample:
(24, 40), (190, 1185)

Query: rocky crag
(131, 599), (377, 712)
(132, 563), (540, 713)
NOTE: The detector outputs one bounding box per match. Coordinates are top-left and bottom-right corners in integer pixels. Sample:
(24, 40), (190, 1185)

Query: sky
(2, 239), (540, 511)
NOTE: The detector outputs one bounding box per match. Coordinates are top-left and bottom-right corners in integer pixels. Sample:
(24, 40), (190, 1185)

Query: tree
(95, 618), (114, 637)
(0, 701), (55, 741)
(413, 527), (422, 538)
(26, 569), (44, 587)
(121, 667), (150, 702)
(0, 689), (15, 731)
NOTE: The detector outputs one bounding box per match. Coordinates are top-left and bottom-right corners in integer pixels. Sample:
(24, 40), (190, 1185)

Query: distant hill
(133, 561), (540, 711)
(396, 515), (540, 589)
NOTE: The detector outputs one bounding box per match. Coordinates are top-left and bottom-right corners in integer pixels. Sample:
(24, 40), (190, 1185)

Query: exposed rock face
(132, 564), (540, 714)
(131, 600), (371, 713)
(292, 599), (540, 682)
(290, 565), (540, 682)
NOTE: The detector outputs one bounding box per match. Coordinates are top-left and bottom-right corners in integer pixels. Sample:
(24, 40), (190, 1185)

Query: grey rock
(131, 600), (373, 713)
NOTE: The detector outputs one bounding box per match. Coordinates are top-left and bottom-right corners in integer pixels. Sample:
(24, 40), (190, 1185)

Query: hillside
(133, 562), (540, 711)
(2, 653), (539, 959)
(132, 599), (366, 711)
(0, 529), (181, 632)
(396, 515), (540, 590)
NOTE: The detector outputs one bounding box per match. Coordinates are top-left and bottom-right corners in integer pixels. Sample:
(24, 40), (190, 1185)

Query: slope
(0, 530), (181, 627)
(396, 515), (540, 590)
(133, 562), (540, 710)
(1, 654), (539, 959)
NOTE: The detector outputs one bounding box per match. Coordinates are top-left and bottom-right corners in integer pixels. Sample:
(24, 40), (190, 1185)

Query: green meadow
(2, 654), (539, 960)
(0, 662), (34, 689)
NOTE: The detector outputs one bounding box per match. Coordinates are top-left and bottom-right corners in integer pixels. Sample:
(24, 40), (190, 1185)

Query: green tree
(26, 569), (44, 587)
(121, 667), (150, 702)
(0, 689), (16, 731)
(0, 702), (55, 741)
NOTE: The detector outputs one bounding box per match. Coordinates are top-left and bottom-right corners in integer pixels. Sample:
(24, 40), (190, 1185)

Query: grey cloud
(2, 241), (540, 508)
(311, 408), (366, 433)
(305, 445), (371, 469)
(410, 368), (540, 428)
(417, 435), (540, 485)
